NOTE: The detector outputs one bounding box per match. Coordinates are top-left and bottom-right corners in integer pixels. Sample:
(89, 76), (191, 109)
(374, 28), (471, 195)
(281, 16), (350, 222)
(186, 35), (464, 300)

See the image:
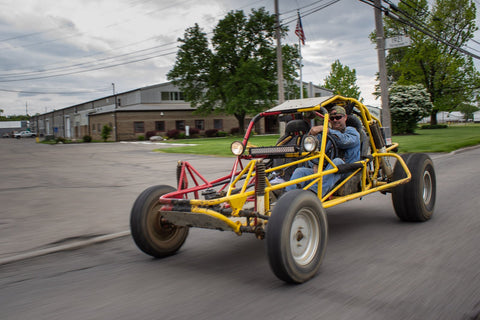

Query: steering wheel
(310, 132), (339, 168)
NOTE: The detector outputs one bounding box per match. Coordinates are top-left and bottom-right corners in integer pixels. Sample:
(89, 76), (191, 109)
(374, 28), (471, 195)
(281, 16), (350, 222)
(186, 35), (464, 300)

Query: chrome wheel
(423, 170), (433, 205)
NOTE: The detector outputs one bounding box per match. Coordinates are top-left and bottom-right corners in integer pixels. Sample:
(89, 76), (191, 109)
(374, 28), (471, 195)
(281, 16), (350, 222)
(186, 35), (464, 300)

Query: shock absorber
(255, 160), (266, 215)
(370, 122), (393, 179)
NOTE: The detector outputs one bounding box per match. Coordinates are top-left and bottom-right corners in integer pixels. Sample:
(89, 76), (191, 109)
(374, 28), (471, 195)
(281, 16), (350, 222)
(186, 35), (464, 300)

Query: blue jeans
(285, 158), (345, 196)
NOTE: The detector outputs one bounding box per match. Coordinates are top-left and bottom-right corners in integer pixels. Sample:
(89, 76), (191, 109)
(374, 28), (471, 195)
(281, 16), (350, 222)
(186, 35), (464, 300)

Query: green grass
(154, 124), (480, 156)
(156, 135), (280, 157)
(393, 124), (480, 153)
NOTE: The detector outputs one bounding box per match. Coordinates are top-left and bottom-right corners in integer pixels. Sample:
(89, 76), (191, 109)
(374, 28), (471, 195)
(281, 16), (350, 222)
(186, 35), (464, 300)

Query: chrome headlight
(231, 141), (245, 156)
(302, 135), (318, 152)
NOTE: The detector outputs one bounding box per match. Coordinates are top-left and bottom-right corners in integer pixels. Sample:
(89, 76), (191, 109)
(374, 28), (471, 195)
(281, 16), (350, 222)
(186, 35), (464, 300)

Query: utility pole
(274, 0), (285, 135)
(374, 0), (391, 144)
(274, 0), (284, 105)
(112, 83), (118, 142)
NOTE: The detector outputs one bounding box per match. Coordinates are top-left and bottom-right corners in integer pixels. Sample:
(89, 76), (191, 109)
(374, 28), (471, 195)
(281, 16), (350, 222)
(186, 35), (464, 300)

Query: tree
(323, 60), (362, 101)
(378, 0), (480, 125)
(0, 114), (30, 121)
(101, 125), (112, 142)
(389, 84), (433, 134)
(167, 8), (299, 133)
(457, 102), (479, 121)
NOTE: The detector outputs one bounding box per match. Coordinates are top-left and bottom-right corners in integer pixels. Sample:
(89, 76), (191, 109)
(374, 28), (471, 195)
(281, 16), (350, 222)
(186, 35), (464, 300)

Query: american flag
(295, 13), (306, 45)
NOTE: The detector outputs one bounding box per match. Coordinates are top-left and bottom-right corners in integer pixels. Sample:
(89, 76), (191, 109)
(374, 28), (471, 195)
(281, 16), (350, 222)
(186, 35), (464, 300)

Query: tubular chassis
(130, 95), (436, 283)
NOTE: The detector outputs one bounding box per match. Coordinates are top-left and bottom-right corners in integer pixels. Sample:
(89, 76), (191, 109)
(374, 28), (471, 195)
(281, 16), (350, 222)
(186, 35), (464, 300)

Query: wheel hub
(290, 209), (320, 266)
(423, 170), (433, 204)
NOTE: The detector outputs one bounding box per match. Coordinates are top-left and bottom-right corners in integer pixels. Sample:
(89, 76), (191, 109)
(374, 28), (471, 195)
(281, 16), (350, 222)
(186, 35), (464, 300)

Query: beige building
(30, 81), (332, 141)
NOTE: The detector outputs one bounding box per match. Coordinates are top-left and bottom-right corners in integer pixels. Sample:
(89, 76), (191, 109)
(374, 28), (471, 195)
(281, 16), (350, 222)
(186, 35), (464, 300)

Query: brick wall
(89, 110), (240, 141)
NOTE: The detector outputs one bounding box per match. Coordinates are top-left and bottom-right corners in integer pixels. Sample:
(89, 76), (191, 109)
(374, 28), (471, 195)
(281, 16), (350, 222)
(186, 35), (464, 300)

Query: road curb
(0, 230), (131, 266)
(449, 144), (480, 155)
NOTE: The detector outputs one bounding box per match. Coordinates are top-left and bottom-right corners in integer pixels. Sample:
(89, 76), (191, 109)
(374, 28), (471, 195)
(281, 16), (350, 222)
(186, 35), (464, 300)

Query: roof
(266, 96), (334, 113)
(117, 104), (194, 112)
(90, 103), (195, 115)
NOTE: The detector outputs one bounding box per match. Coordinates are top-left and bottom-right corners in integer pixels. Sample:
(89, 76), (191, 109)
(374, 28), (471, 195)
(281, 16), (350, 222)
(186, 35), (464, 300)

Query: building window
(175, 120), (185, 131)
(161, 92), (170, 100)
(97, 124), (101, 132)
(155, 121), (165, 131)
(134, 121), (145, 133)
(195, 120), (204, 130)
(214, 119), (223, 130)
(161, 91), (185, 101)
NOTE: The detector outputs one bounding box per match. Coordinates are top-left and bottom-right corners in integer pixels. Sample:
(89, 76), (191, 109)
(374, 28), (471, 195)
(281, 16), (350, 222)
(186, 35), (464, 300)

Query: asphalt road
(0, 138), (234, 259)
(0, 139), (479, 319)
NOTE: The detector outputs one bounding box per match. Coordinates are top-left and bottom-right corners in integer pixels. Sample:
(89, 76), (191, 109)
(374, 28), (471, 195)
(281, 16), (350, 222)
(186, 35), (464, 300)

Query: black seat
(285, 119), (310, 136)
(346, 115), (370, 159)
(273, 120), (311, 180)
(334, 114), (370, 196)
(276, 119), (310, 147)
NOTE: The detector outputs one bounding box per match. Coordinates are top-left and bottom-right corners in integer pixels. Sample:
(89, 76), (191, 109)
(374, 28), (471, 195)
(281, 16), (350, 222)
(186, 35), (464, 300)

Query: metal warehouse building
(30, 81), (332, 141)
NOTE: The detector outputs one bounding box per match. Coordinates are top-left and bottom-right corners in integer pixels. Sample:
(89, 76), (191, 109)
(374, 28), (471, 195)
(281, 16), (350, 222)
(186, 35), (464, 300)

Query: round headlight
(231, 141), (245, 156)
(302, 135), (318, 152)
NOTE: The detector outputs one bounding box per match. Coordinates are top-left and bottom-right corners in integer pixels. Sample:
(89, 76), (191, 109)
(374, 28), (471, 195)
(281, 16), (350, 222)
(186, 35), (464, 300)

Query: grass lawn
(393, 124), (480, 153)
(156, 135), (279, 157)
(155, 124), (480, 156)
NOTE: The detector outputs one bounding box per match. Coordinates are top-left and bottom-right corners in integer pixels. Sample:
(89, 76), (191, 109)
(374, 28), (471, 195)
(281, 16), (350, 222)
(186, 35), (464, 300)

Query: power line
(0, 0), (340, 83)
(280, 0), (341, 26)
(359, 0), (480, 60)
(0, 50), (177, 82)
(0, 0), (270, 82)
(0, 87), (112, 95)
(0, 41), (178, 79)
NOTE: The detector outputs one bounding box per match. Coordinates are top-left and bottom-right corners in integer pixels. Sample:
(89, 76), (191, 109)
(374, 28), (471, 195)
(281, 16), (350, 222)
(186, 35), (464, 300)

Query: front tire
(130, 185), (189, 258)
(266, 189), (328, 284)
(392, 153), (436, 222)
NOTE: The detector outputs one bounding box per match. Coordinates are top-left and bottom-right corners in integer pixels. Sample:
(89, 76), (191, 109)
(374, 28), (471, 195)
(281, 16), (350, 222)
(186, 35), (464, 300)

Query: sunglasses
(329, 115), (344, 121)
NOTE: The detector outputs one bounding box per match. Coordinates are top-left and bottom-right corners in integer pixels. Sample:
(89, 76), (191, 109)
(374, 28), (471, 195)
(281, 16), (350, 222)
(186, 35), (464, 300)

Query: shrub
(189, 127), (200, 136)
(167, 129), (181, 139)
(101, 125), (112, 142)
(177, 132), (186, 139)
(230, 127), (240, 135)
(146, 131), (159, 140)
(205, 129), (218, 137)
(217, 131), (227, 137)
(82, 135), (92, 142)
(137, 135), (145, 141)
(420, 124), (448, 129)
(55, 137), (67, 144)
(389, 84), (433, 134)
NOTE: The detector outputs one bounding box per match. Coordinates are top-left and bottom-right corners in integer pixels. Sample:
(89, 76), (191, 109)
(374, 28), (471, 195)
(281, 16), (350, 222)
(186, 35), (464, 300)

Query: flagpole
(299, 37), (303, 99)
(296, 10), (304, 99)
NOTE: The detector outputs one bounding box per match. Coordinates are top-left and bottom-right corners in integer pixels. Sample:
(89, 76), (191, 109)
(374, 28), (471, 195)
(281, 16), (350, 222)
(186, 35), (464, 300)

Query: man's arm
(329, 127), (360, 148)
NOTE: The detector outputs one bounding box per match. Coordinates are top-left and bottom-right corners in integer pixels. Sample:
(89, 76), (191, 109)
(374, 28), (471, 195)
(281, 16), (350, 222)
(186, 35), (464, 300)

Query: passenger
(285, 105), (361, 196)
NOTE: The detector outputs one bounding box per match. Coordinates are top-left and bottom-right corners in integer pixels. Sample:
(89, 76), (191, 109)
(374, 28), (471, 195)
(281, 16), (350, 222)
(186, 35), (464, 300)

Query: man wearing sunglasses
(285, 105), (361, 196)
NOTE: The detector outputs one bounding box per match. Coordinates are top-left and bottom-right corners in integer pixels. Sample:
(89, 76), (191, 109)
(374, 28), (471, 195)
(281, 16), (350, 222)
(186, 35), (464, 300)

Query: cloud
(0, 0), (384, 115)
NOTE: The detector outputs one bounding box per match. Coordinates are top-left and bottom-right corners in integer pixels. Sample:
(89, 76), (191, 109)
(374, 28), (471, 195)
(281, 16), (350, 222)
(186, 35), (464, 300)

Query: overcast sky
(0, 0), (478, 116)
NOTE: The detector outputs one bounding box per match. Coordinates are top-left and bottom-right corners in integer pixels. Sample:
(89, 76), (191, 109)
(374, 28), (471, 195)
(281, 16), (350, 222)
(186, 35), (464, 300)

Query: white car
(14, 131), (36, 138)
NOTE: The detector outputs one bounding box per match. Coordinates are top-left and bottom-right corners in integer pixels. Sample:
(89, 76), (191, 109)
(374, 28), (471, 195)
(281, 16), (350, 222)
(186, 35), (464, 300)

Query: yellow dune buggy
(130, 95), (436, 284)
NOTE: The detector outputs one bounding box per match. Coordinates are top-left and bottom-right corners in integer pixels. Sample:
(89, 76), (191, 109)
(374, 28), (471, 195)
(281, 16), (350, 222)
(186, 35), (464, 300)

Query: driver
(285, 105), (361, 196)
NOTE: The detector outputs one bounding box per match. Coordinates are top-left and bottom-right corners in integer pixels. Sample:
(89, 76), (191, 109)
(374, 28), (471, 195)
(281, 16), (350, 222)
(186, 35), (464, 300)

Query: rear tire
(130, 185), (189, 257)
(266, 189), (328, 284)
(392, 153), (436, 222)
